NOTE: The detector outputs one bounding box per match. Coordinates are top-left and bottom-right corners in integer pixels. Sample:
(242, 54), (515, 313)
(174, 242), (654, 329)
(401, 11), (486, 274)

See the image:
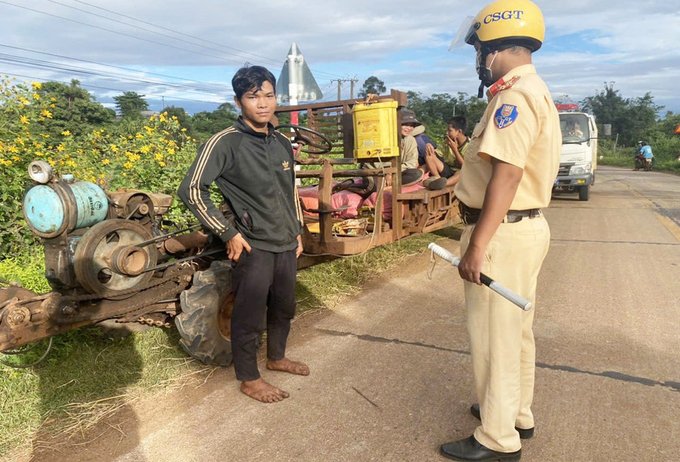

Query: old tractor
(0, 159), (237, 367)
(1, 90), (460, 368)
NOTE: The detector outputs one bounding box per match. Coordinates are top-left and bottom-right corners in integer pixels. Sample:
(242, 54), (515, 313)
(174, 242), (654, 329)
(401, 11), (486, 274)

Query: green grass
(0, 227), (461, 457)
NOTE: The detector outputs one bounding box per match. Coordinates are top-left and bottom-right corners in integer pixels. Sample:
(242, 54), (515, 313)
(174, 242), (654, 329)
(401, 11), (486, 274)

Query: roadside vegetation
(1, 74), (678, 456)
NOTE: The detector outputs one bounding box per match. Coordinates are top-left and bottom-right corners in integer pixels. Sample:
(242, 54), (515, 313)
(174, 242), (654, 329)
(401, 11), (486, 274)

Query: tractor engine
(1, 160), (233, 367)
(23, 160), (173, 295)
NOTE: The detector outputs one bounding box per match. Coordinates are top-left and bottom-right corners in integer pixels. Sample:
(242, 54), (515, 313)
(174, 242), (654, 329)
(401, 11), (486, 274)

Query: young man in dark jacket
(178, 66), (308, 403)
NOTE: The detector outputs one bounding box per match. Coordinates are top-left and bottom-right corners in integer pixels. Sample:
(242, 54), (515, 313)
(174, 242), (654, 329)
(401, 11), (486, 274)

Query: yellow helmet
(465, 0), (545, 52)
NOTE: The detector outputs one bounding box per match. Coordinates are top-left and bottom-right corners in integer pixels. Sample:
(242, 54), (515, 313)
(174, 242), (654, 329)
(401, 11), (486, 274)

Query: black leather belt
(459, 202), (541, 225)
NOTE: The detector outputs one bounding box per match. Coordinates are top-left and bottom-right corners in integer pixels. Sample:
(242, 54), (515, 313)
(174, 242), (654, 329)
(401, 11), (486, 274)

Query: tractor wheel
(579, 185), (590, 201)
(175, 260), (235, 366)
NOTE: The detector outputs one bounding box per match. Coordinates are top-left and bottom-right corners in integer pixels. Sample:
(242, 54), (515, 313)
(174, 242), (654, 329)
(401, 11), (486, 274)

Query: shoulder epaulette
(487, 75), (521, 98)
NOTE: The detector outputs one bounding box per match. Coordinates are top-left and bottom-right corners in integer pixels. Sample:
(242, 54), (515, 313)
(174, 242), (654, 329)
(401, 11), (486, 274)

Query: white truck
(553, 104), (598, 201)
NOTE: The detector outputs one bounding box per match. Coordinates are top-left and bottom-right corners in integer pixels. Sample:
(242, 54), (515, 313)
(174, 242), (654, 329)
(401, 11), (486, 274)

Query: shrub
(0, 78), (199, 255)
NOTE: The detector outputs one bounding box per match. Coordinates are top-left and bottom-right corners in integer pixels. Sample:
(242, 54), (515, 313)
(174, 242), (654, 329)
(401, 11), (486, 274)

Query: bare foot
(266, 358), (310, 376)
(240, 378), (289, 403)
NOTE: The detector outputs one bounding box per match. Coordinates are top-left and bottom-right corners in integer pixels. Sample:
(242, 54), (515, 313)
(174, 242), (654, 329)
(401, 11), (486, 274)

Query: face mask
(476, 49), (498, 97)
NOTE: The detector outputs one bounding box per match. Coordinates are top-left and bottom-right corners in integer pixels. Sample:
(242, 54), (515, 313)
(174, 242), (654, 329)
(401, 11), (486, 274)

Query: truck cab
(553, 105), (598, 201)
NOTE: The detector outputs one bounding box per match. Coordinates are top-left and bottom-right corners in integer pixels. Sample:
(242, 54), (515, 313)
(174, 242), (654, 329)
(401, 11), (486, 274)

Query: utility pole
(161, 96), (165, 110)
(332, 78), (359, 100)
(349, 77), (358, 99)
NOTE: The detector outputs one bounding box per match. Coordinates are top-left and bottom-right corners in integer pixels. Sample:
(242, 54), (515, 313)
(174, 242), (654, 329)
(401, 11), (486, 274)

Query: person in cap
(441, 0), (561, 460)
(334, 108), (422, 196)
(401, 109), (439, 168)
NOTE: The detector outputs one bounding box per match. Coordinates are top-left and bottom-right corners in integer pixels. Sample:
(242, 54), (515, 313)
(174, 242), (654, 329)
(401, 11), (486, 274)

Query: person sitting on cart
(334, 109), (423, 196)
(422, 116), (469, 190)
(400, 109), (438, 168)
(178, 65), (309, 403)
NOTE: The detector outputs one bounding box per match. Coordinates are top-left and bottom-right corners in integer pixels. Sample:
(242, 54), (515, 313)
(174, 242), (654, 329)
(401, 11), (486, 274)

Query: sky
(1, 0), (679, 117)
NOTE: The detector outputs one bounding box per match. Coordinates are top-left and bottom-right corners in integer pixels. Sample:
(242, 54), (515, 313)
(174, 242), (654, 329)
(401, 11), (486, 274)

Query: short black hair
(232, 65), (276, 101)
(447, 116), (467, 132)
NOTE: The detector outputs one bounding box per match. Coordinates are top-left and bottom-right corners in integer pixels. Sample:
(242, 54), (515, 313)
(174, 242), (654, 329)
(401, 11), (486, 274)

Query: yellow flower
(57, 144), (65, 152)
(158, 161), (166, 167)
(123, 162), (132, 169)
(20, 115), (29, 124)
(135, 133), (144, 139)
(167, 148), (175, 155)
(140, 145), (150, 154)
(9, 146), (18, 153)
(50, 97), (57, 102)
(154, 153), (163, 161)
(12, 156), (20, 162)
(19, 97), (29, 105)
(14, 137), (24, 145)
(181, 128), (187, 132)
(35, 151), (44, 157)
(31, 82), (42, 90)
(62, 130), (71, 136)
(33, 93), (40, 100)
(102, 159), (110, 165)
(66, 160), (76, 168)
(109, 144), (118, 152)
(41, 109), (52, 118)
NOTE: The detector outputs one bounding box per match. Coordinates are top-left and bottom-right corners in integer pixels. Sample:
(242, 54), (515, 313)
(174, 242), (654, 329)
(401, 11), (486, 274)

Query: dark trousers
(231, 247), (297, 381)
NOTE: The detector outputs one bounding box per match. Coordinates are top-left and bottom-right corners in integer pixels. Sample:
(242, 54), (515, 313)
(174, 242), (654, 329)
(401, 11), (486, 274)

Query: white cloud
(0, 0), (678, 113)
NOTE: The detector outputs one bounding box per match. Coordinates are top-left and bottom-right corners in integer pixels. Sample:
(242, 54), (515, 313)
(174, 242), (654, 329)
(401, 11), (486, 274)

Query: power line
(48, 0), (278, 68)
(0, 0), (251, 66)
(5, 72), (225, 106)
(68, 0), (345, 80)
(0, 53), (227, 97)
(9, 0), (342, 82)
(0, 43), (226, 91)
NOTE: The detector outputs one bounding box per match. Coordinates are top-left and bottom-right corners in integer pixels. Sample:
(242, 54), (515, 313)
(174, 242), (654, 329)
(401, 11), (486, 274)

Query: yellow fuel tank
(352, 100), (399, 160)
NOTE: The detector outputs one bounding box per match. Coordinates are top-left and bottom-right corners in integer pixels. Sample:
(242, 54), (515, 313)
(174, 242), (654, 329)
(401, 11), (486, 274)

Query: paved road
(26, 166), (680, 462)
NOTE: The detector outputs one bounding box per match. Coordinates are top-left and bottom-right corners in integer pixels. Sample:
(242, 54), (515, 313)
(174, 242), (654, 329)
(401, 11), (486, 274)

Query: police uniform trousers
(461, 214), (550, 453)
(231, 247), (297, 382)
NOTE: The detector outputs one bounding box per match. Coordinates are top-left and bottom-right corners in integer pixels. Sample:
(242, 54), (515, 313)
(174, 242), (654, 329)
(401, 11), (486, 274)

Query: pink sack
(361, 182), (427, 220)
(297, 184), (363, 219)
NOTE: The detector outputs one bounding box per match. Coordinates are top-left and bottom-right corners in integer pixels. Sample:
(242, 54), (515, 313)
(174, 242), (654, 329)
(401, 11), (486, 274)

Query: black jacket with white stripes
(178, 117), (303, 253)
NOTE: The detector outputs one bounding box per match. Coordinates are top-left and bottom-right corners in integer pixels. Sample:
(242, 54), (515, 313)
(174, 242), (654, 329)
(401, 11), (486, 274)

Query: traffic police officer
(442, 0), (561, 460)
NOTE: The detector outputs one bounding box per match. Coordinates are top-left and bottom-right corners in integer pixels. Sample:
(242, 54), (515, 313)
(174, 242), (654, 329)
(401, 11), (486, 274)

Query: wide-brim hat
(401, 109), (422, 127)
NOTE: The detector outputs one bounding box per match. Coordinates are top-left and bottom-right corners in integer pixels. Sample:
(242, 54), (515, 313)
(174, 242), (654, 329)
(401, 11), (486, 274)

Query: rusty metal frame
(274, 90), (460, 266)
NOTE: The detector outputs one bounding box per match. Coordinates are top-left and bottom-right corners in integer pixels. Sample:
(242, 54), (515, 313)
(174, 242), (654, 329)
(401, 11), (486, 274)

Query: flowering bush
(0, 77), (199, 254)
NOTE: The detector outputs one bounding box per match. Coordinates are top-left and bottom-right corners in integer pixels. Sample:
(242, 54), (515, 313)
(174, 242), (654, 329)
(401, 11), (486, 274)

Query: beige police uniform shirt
(454, 64), (561, 210)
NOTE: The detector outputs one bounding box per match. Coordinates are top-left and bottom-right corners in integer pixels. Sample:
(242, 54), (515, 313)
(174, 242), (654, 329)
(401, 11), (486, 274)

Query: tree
(163, 106), (195, 138)
(580, 82), (662, 146)
(36, 79), (115, 137)
(406, 91), (487, 141)
(191, 102), (239, 143)
(358, 76), (386, 97)
(114, 91), (149, 119)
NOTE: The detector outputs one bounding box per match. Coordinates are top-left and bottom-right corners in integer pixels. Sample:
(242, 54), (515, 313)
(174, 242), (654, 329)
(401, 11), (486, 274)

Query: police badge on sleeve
(494, 104), (518, 129)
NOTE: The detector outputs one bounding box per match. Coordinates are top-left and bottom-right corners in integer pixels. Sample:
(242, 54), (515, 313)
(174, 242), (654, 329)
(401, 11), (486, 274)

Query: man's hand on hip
(227, 233), (252, 262)
(296, 235), (304, 258)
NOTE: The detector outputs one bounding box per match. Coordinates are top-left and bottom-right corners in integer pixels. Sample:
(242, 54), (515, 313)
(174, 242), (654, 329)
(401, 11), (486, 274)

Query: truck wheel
(175, 260), (234, 366)
(579, 185), (590, 201)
